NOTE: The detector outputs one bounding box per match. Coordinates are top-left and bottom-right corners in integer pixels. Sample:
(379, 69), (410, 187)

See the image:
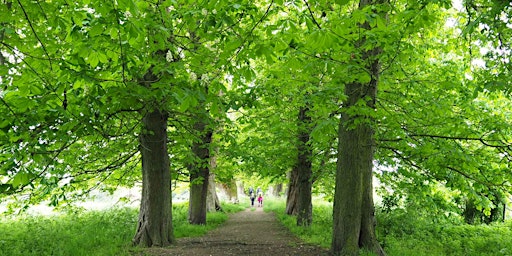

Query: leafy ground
(140, 206), (328, 256)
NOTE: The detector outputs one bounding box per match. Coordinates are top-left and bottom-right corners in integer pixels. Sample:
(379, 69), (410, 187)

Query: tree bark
(296, 106), (313, 226)
(133, 110), (174, 247)
(331, 0), (386, 255)
(206, 172), (222, 212)
(285, 168), (299, 215)
(188, 119), (212, 225)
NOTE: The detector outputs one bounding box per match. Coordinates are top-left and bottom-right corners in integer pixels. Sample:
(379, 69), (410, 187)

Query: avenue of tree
(1, 0), (511, 255)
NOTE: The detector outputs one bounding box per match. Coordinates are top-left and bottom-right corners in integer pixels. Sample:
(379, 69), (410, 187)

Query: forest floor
(141, 206), (329, 256)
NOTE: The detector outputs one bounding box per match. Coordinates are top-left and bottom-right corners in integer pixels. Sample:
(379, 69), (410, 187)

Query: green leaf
(89, 51), (99, 68)
(98, 52), (109, 64)
(11, 171), (33, 188)
(0, 119), (10, 129)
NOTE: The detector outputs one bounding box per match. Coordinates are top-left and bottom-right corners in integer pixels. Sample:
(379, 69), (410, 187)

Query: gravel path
(143, 206), (328, 256)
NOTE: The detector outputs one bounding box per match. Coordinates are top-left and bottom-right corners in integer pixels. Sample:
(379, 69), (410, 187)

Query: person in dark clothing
(250, 192), (255, 207)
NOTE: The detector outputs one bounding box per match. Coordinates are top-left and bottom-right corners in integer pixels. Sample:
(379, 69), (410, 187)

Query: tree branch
(16, 0), (52, 69)
(303, 0), (322, 29)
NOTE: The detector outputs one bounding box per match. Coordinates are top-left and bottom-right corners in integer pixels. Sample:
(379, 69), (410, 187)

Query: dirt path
(144, 207), (329, 256)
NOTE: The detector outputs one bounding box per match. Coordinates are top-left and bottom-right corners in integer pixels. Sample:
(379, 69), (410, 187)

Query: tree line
(1, 0), (511, 255)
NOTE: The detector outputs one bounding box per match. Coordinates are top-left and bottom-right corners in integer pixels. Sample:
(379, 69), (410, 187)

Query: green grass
(265, 198), (512, 256)
(377, 209), (512, 256)
(264, 198), (332, 248)
(0, 202), (245, 256)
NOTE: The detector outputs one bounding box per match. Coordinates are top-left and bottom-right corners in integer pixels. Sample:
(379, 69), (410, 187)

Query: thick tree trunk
(332, 106), (365, 255)
(133, 110), (174, 247)
(188, 120), (212, 225)
(331, 1), (386, 255)
(296, 106), (313, 226)
(285, 169), (298, 215)
(332, 81), (384, 255)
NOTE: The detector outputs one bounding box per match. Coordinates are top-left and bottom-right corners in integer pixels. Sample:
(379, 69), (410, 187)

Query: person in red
(257, 193), (263, 207)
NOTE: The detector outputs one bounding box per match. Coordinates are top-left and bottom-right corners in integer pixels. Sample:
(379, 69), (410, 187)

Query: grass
(0, 202), (245, 256)
(264, 198), (512, 256)
(4, 197), (510, 256)
(264, 198), (332, 248)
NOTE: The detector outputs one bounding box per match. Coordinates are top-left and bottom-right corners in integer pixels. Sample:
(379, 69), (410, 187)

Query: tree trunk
(463, 198), (478, 224)
(273, 183), (283, 197)
(221, 180), (239, 203)
(296, 106), (313, 226)
(133, 110), (174, 247)
(188, 120), (212, 225)
(236, 180), (245, 199)
(206, 108), (223, 212)
(332, 105), (365, 255)
(359, 147), (386, 255)
(207, 172), (222, 212)
(285, 169), (299, 215)
(331, 1), (386, 255)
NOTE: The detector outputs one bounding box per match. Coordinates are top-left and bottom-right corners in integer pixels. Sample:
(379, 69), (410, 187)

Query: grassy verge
(0, 202), (245, 256)
(264, 198), (331, 249)
(265, 198), (512, 256)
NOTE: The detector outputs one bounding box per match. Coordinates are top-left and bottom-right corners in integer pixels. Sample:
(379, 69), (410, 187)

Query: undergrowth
(0, 202), (245, 256)
(265, 198), (512, 256)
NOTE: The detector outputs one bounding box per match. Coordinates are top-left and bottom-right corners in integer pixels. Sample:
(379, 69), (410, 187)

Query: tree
(331, 0), (386, 253)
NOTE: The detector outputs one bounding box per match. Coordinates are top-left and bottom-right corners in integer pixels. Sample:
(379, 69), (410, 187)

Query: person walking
(250, 191), (256, 207)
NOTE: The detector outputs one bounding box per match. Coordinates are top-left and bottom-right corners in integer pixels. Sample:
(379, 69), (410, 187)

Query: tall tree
(331, 0), (386, 254)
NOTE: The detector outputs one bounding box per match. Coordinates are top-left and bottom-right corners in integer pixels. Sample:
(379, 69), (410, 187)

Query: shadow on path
(144, 206), (328, 256)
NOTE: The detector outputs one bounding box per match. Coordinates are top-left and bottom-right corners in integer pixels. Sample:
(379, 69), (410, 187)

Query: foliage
(0, 0), (272, 209)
